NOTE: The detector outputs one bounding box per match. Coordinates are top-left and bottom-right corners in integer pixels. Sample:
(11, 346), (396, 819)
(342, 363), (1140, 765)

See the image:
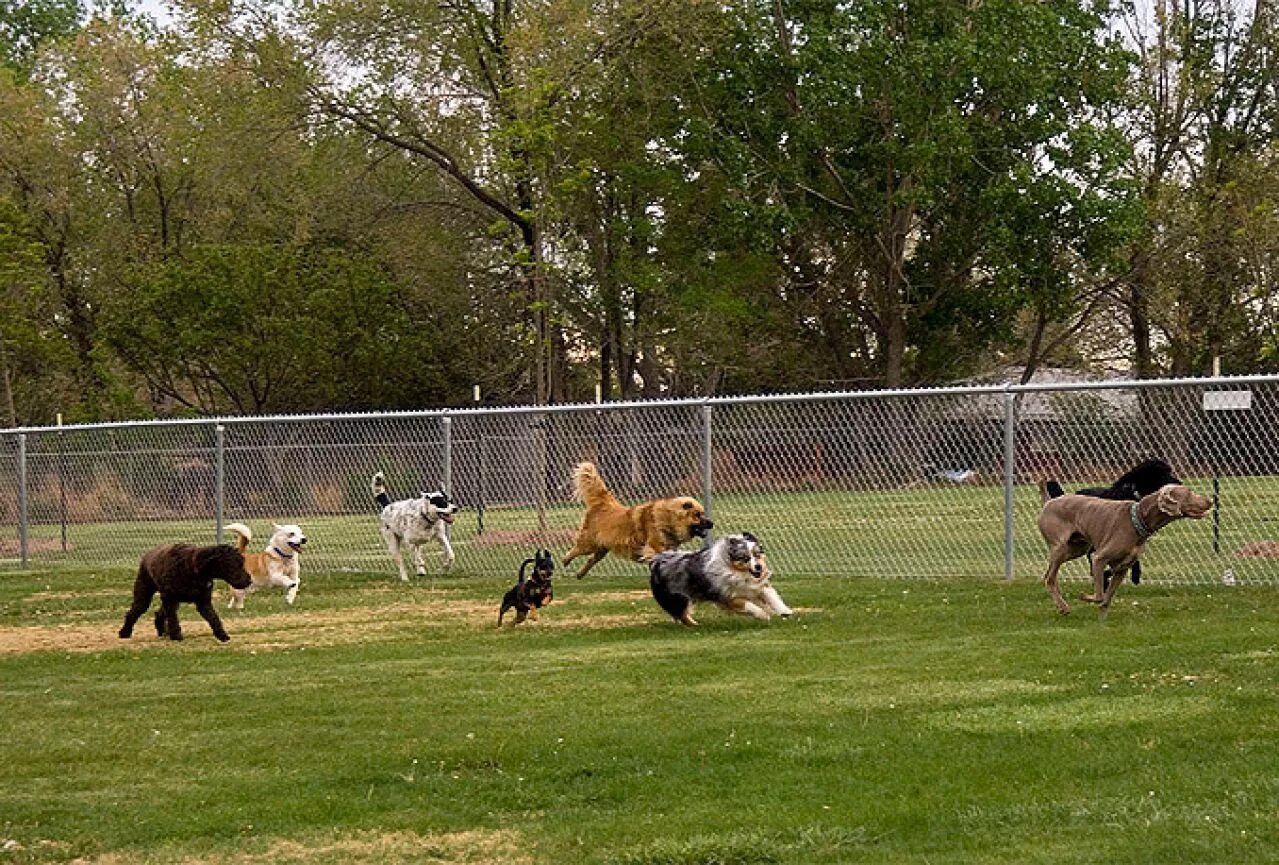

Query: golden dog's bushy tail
(225, 522), (252, 553)
(573, 462), (621, 509)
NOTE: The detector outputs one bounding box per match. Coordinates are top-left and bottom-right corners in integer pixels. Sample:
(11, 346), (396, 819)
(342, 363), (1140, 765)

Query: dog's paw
(117, 628), (131, 639)
(215, 633), (230, 643)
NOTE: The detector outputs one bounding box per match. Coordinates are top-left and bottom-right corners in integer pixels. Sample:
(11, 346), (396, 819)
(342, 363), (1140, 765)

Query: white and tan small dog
(648, 532), (792, 625)
(225, 522), (306, 608)
(372, 471), (459, 580)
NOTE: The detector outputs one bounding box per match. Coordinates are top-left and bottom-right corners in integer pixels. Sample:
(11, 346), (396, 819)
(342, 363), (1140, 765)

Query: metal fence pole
(442, 413), (453, 493)
(701, 403), (714, 531)
(17, 433), (28, 568)
(1002, 391), (1018, 582)
(214, 423), (225, 543)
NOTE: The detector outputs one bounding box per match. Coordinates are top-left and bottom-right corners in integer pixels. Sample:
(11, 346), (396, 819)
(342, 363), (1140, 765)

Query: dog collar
(1129, 503), (1152, 541)
(272, 546), (295, 559)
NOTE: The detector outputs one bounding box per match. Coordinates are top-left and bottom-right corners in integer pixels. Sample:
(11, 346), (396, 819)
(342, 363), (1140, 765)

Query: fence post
(441, 412), (453, 493)
(1002, 390), (1018, 582)
(214, 423), (225, 543)
(701, 403), (714, 532)
(17, 433), (28, 568)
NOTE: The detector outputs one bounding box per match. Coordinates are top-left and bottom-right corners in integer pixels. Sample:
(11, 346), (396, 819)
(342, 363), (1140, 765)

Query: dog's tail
(1039, 480), (1066, 502)
(573, 462), (621, 509)
(371, 471), (392, 510)
(225, 522), (252, 553)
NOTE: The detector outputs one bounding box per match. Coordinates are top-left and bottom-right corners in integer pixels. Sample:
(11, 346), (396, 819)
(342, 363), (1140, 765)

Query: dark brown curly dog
(119, 542), (254, 642)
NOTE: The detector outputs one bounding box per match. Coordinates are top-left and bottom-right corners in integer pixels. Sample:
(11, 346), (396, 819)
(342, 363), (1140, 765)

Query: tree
(1120, 0), (1279, 376)
(681, 0), (1138, 387)
(0, 0), (84, 77)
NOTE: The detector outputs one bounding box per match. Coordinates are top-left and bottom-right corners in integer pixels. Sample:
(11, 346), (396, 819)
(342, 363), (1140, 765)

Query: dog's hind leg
(650, 576), (696, 624)
(384, 533), (409, 581)
(194, 596), (232, 642)
(119, 572), (156, 639)
(410, 543), (427, 577)
(156, 597), (183, 640)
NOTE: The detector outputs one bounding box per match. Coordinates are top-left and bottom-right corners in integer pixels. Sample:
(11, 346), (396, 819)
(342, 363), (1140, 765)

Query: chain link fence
(3, 376), (1278, 585)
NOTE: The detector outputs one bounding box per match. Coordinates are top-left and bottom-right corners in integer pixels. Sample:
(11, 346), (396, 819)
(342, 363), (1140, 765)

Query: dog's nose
(703, 518), (714, 529)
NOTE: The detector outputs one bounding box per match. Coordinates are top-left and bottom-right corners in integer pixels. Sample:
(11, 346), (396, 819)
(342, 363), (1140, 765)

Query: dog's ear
(1156, 484), (1184, 516)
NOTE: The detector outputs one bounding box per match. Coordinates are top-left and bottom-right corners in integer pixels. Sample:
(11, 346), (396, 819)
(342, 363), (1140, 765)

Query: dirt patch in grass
(0, 589), (664, 656)
(67, 829), (533, 865)
(26, 588), (122, 602)
(0, 538), (72, 555)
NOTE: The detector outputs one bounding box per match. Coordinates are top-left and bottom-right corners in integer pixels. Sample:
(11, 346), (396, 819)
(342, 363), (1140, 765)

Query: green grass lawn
(8, 477), (1279, 585)
(1, 562), (1277, 864)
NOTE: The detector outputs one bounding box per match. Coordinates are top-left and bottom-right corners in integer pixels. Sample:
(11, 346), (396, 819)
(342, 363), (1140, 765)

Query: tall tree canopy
(0, 0), (1275, 425)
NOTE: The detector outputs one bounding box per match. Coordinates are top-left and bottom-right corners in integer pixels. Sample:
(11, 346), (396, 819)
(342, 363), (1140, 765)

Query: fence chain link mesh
(3, 377), (1277, 586)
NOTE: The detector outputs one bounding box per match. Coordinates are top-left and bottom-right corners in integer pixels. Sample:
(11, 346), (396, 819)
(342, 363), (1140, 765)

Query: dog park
(2, 379), (1279, 863)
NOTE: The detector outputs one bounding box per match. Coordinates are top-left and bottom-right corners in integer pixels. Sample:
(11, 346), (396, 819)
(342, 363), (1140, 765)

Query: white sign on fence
(1203, 390), (1253, 411)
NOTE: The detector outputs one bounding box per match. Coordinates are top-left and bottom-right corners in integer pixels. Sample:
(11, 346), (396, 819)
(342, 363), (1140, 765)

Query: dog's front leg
(573, 549), (608, 579)
(1082, 556), (1110, 604)
(411, 543), (427, 577)
(194, 596), (232, 642)
(760, 587), (792, 617)
(728, 598), (771, 620)
(1099, 563), (1130, 610)
(439, 528), (455, 572)
(1042, 554), (1071, 615)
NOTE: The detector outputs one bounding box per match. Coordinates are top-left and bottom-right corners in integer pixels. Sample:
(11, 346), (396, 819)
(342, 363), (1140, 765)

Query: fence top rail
(3, 373), (1277, 436)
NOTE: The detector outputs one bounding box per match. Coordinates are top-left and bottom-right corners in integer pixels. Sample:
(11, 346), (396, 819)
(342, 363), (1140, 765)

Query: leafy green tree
(681, 0), (1138, 387)
(100, 244), (426, 413)
(1121, 0), (1279, 376)
(0, 0), (83, 77)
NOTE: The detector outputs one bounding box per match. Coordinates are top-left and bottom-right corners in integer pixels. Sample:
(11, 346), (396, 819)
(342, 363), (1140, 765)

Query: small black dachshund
(499, 549), (555, 625)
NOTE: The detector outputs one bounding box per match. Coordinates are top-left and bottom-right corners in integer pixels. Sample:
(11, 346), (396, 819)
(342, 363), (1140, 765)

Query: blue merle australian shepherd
(648, 532), (792, 626)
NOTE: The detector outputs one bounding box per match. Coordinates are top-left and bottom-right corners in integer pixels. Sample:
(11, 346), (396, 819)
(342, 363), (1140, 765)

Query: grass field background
(7, 477), (1279, 585)
(2, 552), (1278, 864)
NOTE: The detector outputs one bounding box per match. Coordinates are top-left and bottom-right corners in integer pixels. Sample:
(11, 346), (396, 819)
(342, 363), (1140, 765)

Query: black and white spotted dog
(648, 532), (792, 626)
(372, 471), (459, 581)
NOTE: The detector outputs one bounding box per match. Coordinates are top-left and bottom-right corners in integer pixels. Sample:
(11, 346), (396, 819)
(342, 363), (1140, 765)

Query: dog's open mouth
(691, 519), (713, 538)
(440, 513), (455, 525)
(1185, 503), (1212, 519)
(289, 541), (305, 552)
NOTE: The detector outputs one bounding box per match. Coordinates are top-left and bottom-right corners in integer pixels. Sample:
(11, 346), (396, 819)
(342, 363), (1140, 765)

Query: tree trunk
(0, 339), (16, 428)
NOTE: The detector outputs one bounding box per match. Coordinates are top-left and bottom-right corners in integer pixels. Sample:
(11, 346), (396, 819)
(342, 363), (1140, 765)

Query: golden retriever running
(563, 462), (713, 579)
